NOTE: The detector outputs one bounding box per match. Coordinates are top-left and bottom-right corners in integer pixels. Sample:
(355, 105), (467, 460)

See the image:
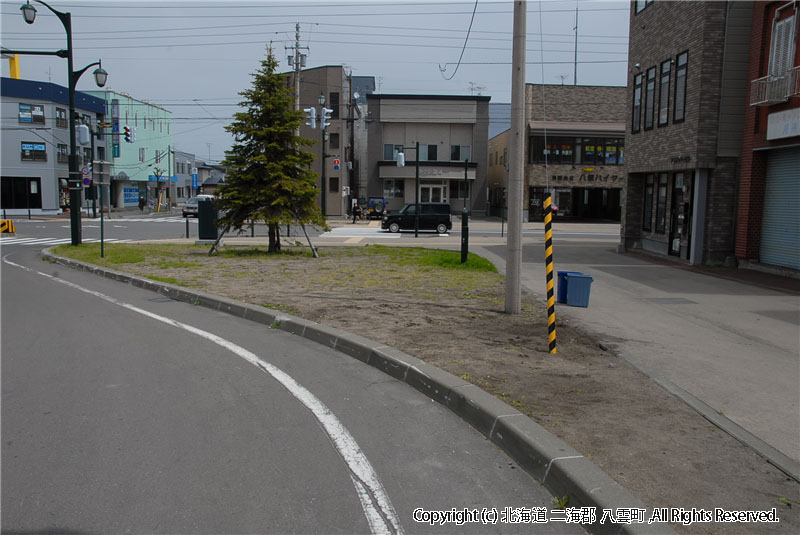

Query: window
(421, 144), (437, 161)
(635, 0), (653, 14)
(632, 73), (643, 133)
(383, 179), (405, 198)
(19, 104), (45, 124)
(643, 174), (654, 231)
(769, 13), (797, 78)
(528, 136), (575, 164)
(139, 148), (146, 162)
(329, 176), (339, 193)
(97, 146), (105, 163)
(658, 60), (671, 126)
(450, 145), (471, 161)
(56, 108), (67, 128)
(330, 92), (340, 119)
(451, 180), (471, 199)
(644, 66), (656, 130)
(57, 144), (69, 163)
(383, 144), (403, 161)
(329, 133), (340, 149)
(21, 142), (47, 161)
(155, 150), (161, 164)
(655, 173), (668, 233)
(674, 52), (688, 123)
(83, 147), (92, 165)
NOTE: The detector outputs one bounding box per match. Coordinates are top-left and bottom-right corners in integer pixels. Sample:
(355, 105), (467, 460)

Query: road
(1, 243), (580, 534)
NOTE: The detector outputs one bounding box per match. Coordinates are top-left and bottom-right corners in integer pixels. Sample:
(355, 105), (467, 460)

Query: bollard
(461, 208), (469, 263)
(185, 218), (189, 239)
(543, 194), (557, 354)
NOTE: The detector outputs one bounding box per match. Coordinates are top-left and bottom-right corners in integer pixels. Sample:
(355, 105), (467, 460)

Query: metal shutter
(760, 149), (800, 270)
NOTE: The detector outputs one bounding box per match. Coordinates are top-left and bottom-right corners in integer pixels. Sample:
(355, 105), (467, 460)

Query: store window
(655, 173), (668, 233)
(451, 180), (471, 199)
(643, 174), (654, 231)
(529, 136), (574, 164)
(632, 73), (643, 133)
(674, 52), (688, 123)
(21, 142), (47, 161)
(644, 66), (656, 130)
(383, 179), (405, 198)
(658, 60), (671, 126)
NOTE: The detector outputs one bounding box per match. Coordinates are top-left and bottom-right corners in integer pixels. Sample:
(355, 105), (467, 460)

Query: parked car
(381, 202), (452, 234)
(182, 195), (214, 217)
(365, 196), (387, 219)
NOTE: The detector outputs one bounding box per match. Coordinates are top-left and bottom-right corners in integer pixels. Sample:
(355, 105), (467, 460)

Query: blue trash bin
(557, 271), (582, 304)
(565, 273), (593, 307)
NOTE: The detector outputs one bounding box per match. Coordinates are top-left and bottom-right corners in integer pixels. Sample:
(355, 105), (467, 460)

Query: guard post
(543, 194), (557, 354)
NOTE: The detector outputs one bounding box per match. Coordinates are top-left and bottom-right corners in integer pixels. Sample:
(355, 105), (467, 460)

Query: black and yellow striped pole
(543, 194), (557, 354)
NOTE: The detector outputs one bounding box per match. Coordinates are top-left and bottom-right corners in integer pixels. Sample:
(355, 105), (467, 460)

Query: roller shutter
(760, 149), (800, 270)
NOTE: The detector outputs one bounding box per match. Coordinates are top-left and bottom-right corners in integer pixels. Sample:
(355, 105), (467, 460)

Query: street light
(10, 0), (108, 245)
(396, 142), (420, 238)
(317, 93), (328, 216)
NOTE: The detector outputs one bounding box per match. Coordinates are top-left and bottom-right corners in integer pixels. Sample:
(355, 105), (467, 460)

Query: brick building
(488, 84), (627, 221)
(737, 1), (799, 273)
(621, 1), (753, 264)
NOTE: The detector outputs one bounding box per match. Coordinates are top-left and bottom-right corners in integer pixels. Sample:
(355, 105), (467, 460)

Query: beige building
(489, 84), (627, 221)
(366, 94), (491, 215)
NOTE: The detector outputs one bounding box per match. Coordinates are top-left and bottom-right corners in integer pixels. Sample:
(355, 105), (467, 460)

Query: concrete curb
(42, 248), (675, 535)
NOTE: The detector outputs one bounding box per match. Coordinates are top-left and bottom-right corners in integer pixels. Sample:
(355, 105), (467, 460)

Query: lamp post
(317, 93), (327, 216)
(11, 0), (108, 245)
(396, 142), (420, 238)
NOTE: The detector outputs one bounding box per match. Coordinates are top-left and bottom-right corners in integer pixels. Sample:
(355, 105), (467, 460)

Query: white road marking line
(2, 255), (404, 535)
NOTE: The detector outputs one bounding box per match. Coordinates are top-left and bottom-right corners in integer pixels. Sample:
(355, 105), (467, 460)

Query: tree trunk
(268, 222), (281, 253)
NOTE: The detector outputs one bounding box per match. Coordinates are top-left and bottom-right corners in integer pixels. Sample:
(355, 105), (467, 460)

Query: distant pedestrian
(352, 201), (362, 224)
(138, 196), (146, 211)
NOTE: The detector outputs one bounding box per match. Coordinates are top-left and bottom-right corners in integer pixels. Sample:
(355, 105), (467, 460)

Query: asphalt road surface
(1, 246), (580, 534)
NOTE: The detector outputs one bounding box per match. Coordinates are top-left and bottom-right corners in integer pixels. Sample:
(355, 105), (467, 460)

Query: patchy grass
(52, 243), (146, 266)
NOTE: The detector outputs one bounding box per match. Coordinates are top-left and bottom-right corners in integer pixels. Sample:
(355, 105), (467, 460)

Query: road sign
(83, 177), (91, 186)
(192, 174), (198, 189)
(81, 166), (90, 178)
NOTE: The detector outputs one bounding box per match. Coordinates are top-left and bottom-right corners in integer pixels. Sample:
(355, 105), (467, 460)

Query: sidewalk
(475, 236), (800, 480)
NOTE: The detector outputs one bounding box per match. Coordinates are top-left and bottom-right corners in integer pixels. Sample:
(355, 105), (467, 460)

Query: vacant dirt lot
(61, 243), (799, 534)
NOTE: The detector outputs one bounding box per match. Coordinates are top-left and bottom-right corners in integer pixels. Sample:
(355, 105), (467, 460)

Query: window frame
(673, 51), (688, 123)
(644, 66), (656, 130)
(658, 60), (671, 127)
(632, 73), (643, 133)
(57, 143), (69, 163)
(634, 0), (653, 14)
(56, 107), (68, 128)
(383, 179), (405, 198)
(769, 13), (798, 78)
(655, 173), (669, 234)
(643, 174), (655, 232)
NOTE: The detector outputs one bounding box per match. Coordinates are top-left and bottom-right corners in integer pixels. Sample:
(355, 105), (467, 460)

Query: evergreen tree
(215, 48), (324, 253)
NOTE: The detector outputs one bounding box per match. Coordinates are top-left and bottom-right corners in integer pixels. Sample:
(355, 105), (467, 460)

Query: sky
(1, 0), (630, 162)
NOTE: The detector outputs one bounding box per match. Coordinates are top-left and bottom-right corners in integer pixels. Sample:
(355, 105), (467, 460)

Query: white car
(182, 195), (214, 217)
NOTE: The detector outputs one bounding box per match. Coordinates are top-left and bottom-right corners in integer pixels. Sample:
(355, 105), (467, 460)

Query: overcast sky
(1, 0), (630, 162)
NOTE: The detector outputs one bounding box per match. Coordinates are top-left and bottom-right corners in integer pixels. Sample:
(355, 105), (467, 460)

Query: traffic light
(131, 126), (136, 143)
(333, 158), (340, 171)
(304, 107), (316, 129)
(124, 125), (132, 143)
(321, 107), (333, 129)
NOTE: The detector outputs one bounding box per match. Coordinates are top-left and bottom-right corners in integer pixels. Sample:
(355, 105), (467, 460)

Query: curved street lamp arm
(71, 60), (101, 86)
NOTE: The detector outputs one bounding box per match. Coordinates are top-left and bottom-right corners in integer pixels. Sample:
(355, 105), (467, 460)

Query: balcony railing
(788, 65), (800, 98)
(750, 74), (789, 106)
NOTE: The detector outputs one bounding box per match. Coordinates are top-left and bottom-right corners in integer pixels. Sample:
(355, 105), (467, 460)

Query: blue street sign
(192, 174), (198, 189)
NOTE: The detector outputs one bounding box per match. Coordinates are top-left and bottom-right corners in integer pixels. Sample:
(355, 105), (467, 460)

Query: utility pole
(287, 22), (308, 136)
(505, 0), (526, 315)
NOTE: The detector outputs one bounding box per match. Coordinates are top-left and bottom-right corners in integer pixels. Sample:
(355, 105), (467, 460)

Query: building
(85, 89), (173, 210)
(284, 65), (365, 217)
(488, 84), (627, 221)
(621, 0), (752, 265)
(1, 77), (107, 215)
(172, 149), (199, 202)
(737, 1), (800, 273)
(365, 94), (491, 215)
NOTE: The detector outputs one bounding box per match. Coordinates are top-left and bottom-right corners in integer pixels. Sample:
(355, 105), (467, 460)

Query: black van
(381, 203), (452, 234)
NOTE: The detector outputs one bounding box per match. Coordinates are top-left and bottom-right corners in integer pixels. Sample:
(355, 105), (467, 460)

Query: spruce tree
(216, 48), (324, 253)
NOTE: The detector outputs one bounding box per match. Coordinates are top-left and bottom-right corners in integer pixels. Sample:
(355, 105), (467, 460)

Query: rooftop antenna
(468, 82), (487, 95)
(573, 1), (578, 85)
(558, 74), (567, 86)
